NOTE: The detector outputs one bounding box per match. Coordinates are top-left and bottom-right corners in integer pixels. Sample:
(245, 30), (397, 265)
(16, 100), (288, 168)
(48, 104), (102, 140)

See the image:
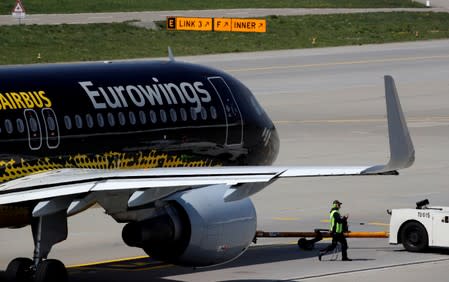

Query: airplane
(0, 54), (414, 282)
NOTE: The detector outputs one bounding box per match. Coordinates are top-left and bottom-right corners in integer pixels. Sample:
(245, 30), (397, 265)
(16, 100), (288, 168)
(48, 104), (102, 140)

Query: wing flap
(0, 183), (94, 206)
(278, 166), (373, 177)
(0, 167), (281, 205)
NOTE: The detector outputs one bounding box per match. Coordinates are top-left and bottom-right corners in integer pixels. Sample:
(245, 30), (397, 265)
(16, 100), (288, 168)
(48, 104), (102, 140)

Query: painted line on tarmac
(367, 222), (389, 227)
(226, 55), (449, 73)
(67, 244), (296, 273)
(68, 255), (149, 268)
(67, 243), (311, 272)
(274, 116), (449, 125)
(291, 257), (449, 281)
(272, 217), (301, 221)
(68, 256), (173, 272)
(320, 219), (389, 228)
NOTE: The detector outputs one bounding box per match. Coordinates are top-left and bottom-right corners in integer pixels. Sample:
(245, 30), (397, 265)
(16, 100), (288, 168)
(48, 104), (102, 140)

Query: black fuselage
(0, 60), (279, 183)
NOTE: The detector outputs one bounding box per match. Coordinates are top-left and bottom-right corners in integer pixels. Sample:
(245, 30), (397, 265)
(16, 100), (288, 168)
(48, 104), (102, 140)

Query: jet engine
(122, 184), (257, 267)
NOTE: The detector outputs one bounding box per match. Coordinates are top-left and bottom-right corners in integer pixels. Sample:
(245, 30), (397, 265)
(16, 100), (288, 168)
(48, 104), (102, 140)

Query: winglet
(168, 46), (175, 62)
(363, 75), (415, 174)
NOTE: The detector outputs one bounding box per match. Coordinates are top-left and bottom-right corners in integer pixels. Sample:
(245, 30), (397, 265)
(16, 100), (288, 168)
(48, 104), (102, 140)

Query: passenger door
(23, 108), (60, 150)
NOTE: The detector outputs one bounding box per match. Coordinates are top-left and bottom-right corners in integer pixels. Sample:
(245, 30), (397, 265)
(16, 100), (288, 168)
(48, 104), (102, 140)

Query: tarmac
(1, 2), (449, 281)
(1, 39), (449, 281)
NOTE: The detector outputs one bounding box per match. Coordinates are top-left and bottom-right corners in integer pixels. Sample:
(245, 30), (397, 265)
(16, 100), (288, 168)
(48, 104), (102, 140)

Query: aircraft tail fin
(363, 75), (415, 174)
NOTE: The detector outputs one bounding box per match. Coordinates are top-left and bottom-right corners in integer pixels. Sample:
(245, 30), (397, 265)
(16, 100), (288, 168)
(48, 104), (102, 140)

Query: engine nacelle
(122, 184), (257, 267)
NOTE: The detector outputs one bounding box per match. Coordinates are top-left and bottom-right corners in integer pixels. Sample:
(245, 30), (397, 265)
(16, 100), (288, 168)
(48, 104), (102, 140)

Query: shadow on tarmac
(0, 243), (316, 282)
(5, 242), (435, 281)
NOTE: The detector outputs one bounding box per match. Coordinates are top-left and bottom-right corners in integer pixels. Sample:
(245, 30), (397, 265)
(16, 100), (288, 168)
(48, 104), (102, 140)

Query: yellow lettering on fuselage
(0, 90), (53, 110)
(39, 91), (52, 107)
(0, 93), (15, 110)
(10, 92), (26, 108)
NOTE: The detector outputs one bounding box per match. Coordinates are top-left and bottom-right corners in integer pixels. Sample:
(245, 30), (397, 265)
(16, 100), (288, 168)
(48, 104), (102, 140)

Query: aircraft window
(46, 116), (56, 131)
(29, 117), (39, 132)
(139, 110), (146, 124)
(64, 116), (72, 130)
(160, 109), (167, 123)
(16, 119), (25, 133)
(75, 115), (83, 129)
(210, 106), (217, 120)
(200, 107), (207, 120)
(129, 111), (136, 125)
(118, 112), (126, 126)
(180, 108), (187, 121)
(107, 113), (115, 127)
(86, 114), (94, 128)
(97, 113), (105, 128)
(149, 110), (157, 123)
(5, 119), (13, 134)
(190, 107), (197, 121)
(170, 109), (177, 122)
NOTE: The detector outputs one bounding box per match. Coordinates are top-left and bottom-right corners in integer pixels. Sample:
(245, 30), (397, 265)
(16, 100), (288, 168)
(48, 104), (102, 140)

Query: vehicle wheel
(5, 257), (33, 282)
(34, 259), (67, 282)
(298, 238), (314, 250)
(400, 221), (428, 252)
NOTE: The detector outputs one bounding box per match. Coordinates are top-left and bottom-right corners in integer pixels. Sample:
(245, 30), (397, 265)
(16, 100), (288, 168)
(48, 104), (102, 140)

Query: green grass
(1, 0), (424, 14)
(1, 12), (448, 65)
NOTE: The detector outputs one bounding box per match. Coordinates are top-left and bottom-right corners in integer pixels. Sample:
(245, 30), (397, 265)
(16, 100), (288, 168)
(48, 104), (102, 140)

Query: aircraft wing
(0, 75), (414, 211)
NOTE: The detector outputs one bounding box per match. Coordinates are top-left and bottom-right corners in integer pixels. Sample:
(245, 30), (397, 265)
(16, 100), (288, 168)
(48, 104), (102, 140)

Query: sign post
(11, 0), (26, 24)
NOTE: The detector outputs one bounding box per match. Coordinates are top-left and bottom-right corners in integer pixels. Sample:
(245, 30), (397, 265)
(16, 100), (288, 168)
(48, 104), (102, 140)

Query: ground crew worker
(318, 200), (352, 261)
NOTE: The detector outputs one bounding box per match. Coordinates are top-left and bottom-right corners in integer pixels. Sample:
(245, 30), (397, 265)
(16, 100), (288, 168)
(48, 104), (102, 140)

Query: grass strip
(1, 12), (448, 65)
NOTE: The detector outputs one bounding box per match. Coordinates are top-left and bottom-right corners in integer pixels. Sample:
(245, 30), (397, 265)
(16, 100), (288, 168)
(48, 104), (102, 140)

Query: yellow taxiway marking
(272, 217), (300, 221)
(226, 54), (449, 73)
(320, 219), (389, 227)
(367, 222), (390, 227)
(67, 255), (149, 268)
(68, 255), (174, 272)
(69, 244), (301, 272)
(275, 116), (449, 125)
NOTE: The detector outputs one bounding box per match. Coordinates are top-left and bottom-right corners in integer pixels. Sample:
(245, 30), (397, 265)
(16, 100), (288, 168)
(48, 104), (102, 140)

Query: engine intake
(122, 201), (190, 261)
(122, 184), (257, 267)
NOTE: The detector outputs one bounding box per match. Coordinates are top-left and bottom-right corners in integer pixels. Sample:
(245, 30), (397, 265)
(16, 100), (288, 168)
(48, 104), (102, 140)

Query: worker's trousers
(320, 232), (348, 259)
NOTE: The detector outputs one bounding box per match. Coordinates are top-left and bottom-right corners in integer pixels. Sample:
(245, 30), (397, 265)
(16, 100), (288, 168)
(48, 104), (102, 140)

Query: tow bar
(255, 230), (389, 250)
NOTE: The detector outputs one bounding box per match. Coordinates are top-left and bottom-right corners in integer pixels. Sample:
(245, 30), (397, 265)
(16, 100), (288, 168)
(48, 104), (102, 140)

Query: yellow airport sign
(214, 18), (232, 32)
(167, 17), (213, 31)
(167, 17), (176, 30)
(231, 19), (266, 33)
(167, 17), (266, 33)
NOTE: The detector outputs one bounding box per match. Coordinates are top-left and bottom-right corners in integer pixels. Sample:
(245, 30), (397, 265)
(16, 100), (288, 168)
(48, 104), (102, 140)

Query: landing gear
(5, 258), (67, 282)
(34, 259), (67, 282)
(6, 210), (69, 282)
(5, 258), (33, 282)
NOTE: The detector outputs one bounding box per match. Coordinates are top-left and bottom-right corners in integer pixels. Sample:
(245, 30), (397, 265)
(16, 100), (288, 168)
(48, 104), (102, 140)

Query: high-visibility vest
(330, 209), (343, 233)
